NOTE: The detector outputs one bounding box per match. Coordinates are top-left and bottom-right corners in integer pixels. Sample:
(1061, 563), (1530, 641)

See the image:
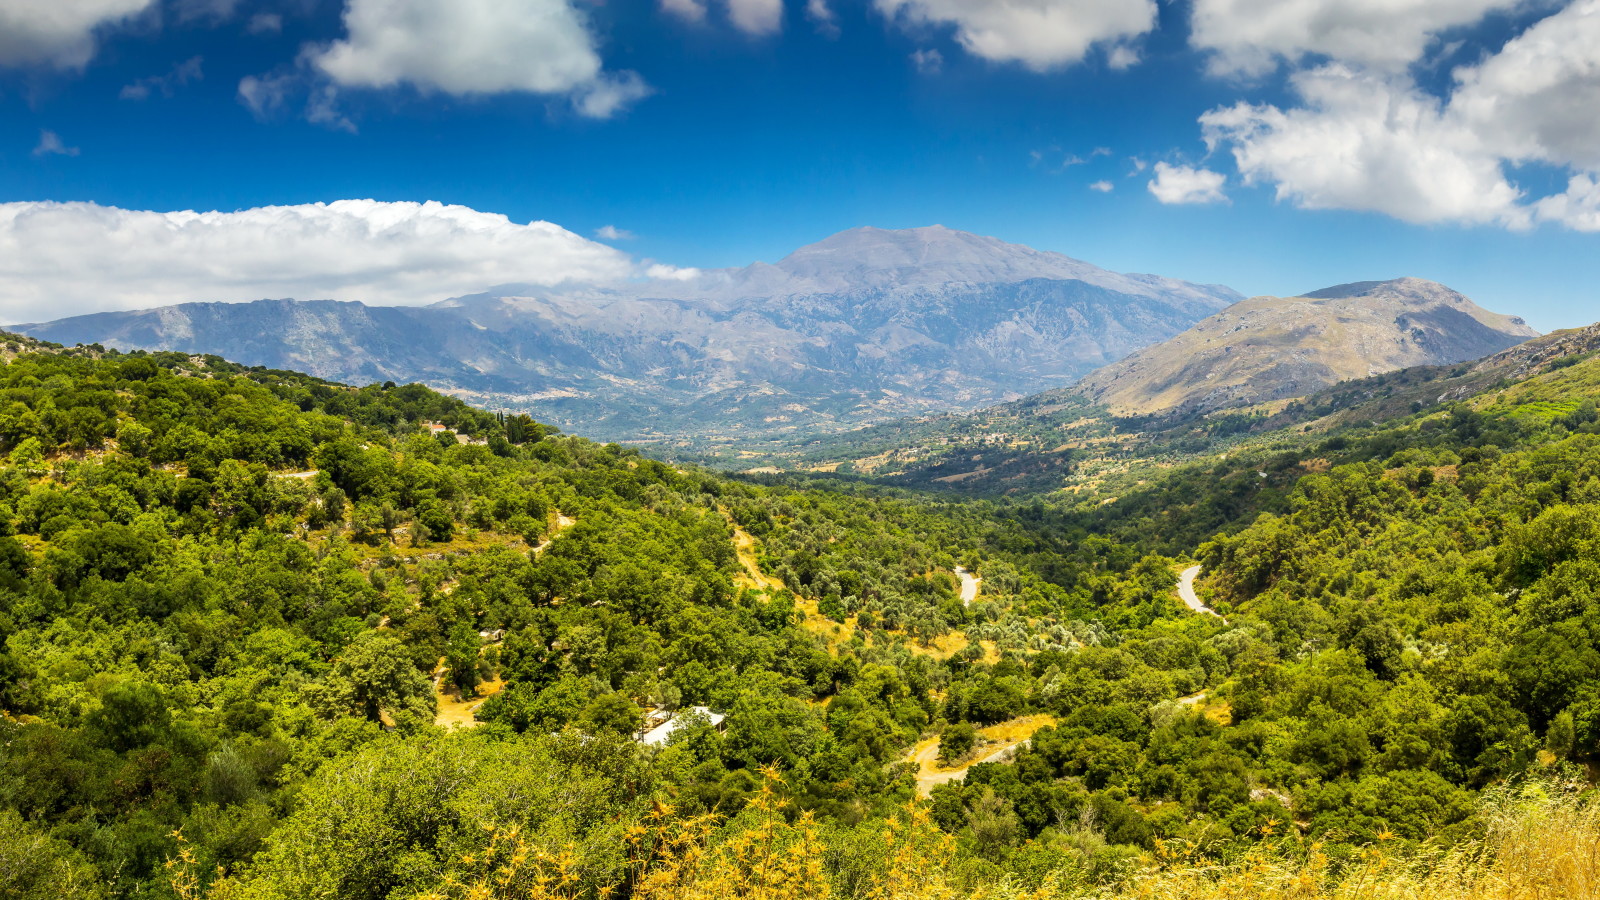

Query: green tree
(325, 631), (437, 726)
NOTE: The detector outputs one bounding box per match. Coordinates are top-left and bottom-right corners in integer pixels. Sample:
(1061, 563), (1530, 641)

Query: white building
(638, 706), (726, 747)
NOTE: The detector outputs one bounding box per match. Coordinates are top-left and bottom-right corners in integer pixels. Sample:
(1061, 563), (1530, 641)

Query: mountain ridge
(13, 226), (1240, 442)
(1071, 277), (1537, 416)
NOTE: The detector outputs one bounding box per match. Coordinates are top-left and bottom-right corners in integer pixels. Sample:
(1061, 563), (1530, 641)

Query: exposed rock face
(1072, 278), (1539, 416)
(14, 226), (1240, 440)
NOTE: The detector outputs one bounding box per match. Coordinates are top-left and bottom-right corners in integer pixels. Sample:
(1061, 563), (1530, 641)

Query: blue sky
(2, 0), (1599, 330)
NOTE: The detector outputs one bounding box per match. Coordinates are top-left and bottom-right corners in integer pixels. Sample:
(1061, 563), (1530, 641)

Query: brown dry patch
(1202, 700), (1233, 726)
(932, 465), (994, 484)
(979, 713), (1057, 745)
(906, 629), (970, 661)
(435, 677), (504, 729)
(731, 525), (785, 593)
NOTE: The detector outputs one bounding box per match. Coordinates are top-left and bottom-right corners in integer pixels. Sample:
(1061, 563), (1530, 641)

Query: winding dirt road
(909, 738), (1031, 796)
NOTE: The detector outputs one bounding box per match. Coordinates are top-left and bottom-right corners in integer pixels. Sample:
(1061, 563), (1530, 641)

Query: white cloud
(875, 0), (1156, 71)
(1107, 44), (1139, 69)
(646, 263), (701, 281)
(1147, 162), (1228, 204)
(727, 0), (783, 34)
(1450, 0), (1600, 171)
(806, 0), (839, 36)
(1198, 1), (1600, 230)
(248, 13), (284, 35)
(1536, 174), (1600, 231)
(661, 0), (709, 22)
(1089, 180), (1114, 192)
(1201, 66), (1524, 225)
(0, 200), (645, 323)
(595, 225), (635, 240)
(911, 48), (944, 73)
(0, 0), (156, 69)
(32, 130), (80, 158)
(121, 56), (204, 101)
(238, 72), (294, 119)
(1190, 0), (1517, 76)
(308, 0), (648, 117)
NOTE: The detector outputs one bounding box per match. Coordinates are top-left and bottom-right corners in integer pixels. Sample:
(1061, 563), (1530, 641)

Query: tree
(444, 623), (481, 697)
(938, 722), (977, 766)
(325, 631), (436, 726)
(582, 693), (641, 737)
(416, 499), (454, 543)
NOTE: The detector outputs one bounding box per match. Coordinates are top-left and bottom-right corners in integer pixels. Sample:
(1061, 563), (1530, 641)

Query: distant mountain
(1072, 277), (1538, 416)
(13, 226), (1239, 441)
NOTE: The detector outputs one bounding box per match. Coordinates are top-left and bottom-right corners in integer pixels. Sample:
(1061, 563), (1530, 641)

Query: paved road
(1177, 565), (1222, 618)
(955, 566), (982, 606)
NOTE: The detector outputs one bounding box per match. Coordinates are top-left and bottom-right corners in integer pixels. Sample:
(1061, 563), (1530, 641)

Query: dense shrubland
(4, 342), (1600, 899)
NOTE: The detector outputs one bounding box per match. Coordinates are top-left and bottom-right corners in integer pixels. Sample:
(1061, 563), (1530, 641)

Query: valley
(4, 285), (1600, 900)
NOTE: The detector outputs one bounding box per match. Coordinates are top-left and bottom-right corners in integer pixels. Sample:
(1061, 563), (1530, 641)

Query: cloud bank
(0, 200), (645, 323)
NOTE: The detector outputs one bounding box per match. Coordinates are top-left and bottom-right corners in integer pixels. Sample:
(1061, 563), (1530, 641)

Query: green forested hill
(4, 337), (1600, 900)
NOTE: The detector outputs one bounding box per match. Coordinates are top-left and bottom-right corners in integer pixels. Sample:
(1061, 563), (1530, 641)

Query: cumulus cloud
(595, 225), (635, 240)
(1535, 174), (1600, 231)
(911, 48), (944, 73)
(875, 0), (1156, 71)
(1198, 0), (1600, 230)
(32, 131), (80, 158)
(1201, 66), (1524, 225)
(121, 56), (204, 101)
(0, 0), (155, 69)
(307, 0), (648, 117)
(1450, 0), (1600, 171)
(0, 200), (646, 323)
(727, 0), (784, 34)
(1190, 0), (1517, 76)
(1147, 162), (1228, 204)
(1089, 180), (1114, 192)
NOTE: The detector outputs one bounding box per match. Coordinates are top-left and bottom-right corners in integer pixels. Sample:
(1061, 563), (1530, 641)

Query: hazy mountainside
(701, 282), (1561, 498)
(12, 226), (1239, 443)
(1072, 277), (1537, 416)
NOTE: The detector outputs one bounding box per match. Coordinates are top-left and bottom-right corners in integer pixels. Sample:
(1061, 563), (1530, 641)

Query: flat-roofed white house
(638, 706), (726, 747)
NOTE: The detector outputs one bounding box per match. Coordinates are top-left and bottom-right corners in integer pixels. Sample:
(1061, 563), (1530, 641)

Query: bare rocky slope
(13, 226), (1238, 442)
(1073, 278), (1538, 416)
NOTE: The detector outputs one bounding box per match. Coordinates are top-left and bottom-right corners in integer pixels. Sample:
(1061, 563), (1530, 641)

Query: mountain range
(12, 226), (1239, 442)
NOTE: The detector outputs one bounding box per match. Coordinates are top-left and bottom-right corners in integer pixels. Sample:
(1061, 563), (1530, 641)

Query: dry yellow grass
(1106, 782), (1600, 900)
(434, 677), (504, 729)
(980, 714), (1057, 745)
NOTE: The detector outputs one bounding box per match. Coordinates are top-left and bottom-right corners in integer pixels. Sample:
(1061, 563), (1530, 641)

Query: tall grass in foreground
(1110, 781), (1600, 900)
(181, 772), (1600, 900)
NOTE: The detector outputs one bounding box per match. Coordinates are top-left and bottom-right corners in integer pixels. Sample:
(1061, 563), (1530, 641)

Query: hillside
(1072, 278), (1536, 416)
(8, 334), (1600, 900)
(12, 226), (1238, 443)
